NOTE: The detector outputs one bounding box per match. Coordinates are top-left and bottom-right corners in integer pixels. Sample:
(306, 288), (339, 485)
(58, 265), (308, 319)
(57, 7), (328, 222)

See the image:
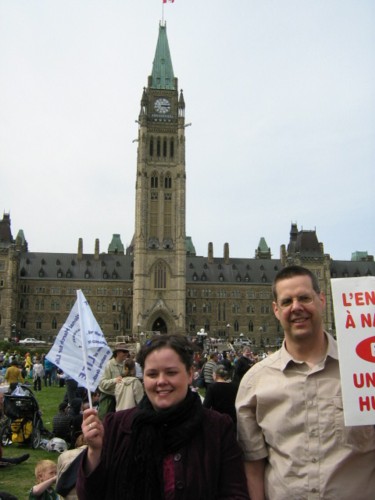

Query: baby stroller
(0, 384), (43, 449)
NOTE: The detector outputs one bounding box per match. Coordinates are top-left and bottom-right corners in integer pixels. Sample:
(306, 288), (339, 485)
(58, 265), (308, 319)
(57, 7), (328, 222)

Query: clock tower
(132, 22), (187, 335)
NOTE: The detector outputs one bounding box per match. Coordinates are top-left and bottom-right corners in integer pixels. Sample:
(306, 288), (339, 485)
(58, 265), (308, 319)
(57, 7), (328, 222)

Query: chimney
(208, 242), (214, 264)
(224, 242), (229, 264)
(94, 238), (100, 260)
(78, 238), (83, 261)
(280, 244), (286, 266)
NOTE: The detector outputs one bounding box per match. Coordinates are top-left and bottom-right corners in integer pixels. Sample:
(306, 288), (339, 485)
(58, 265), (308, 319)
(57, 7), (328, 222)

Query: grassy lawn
(1, 383), (67, 499)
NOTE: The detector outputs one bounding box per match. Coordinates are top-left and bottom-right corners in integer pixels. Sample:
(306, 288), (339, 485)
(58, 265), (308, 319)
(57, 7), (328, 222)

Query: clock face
(154, 98), (171, 114)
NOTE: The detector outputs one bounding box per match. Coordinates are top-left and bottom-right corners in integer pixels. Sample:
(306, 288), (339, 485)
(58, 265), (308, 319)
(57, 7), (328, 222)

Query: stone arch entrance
(152, 317), (167, 334)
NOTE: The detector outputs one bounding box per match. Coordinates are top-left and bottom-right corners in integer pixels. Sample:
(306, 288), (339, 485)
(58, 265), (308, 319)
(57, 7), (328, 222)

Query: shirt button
(312, 458), (317, 463)
(312, 488), (318, 493)
(176, 481), (185, 490)
(174, 453), (182, 462)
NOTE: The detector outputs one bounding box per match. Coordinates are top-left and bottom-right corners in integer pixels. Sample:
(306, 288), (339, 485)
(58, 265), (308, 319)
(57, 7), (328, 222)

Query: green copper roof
(185, 236), (196, 256)
(151, 23), (175, 90)
(258, 237), (270, 253)
(351, 251), (369, 261)
(256, 237), (271, 259)
(108, 234), (124, 254)
(16, 229), (26, 244)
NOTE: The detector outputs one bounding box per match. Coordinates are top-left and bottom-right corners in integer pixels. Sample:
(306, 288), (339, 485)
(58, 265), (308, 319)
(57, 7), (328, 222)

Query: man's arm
(244, 459), (266, 500)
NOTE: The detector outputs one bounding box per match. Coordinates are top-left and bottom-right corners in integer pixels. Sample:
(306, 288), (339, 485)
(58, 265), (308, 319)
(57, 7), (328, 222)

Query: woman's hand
(82, 407), (104, 473)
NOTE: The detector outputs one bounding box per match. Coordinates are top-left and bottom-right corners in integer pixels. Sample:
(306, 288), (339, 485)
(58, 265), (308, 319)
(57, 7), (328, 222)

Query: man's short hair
(214, 365), (230, 380)
(272, 265), (321, 300)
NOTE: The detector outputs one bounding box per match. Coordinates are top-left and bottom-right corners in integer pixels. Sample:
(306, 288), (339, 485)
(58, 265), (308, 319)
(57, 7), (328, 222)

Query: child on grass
(29, 459), (58, 500)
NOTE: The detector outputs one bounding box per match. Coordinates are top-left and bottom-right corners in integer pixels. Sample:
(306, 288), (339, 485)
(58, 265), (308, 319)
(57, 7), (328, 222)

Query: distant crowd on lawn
(0, 341), (265, 393)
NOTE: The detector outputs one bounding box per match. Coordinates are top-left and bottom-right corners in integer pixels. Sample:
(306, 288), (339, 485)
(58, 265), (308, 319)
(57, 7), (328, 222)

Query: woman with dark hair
(77, 334), (249, 500)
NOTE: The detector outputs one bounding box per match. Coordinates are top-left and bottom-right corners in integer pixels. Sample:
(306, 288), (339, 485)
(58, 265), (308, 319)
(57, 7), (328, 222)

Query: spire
(178, 89), (185, 108)
(185, 236), (196, 256)
(150, 23), (175, 90)
(287, 223), (298, 254)
(255, 237), (271, 259)
(0, 213), (14, 248)
(16, 229), (28, 251)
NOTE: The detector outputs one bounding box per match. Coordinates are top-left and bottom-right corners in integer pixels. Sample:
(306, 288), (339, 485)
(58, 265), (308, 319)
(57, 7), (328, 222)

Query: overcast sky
(1, 0), (374, 261)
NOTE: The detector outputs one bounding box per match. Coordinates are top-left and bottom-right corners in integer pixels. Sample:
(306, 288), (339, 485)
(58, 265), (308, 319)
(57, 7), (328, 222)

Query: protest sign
(331, 276), (375, 425)
(46, 290), (112, 393)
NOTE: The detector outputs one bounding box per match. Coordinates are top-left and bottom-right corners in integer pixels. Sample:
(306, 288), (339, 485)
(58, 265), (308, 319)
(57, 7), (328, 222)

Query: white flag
(46, 290), (112, 393)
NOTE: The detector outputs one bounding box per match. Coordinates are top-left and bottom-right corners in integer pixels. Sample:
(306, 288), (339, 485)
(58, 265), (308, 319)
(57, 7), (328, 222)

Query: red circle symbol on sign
(355, 336), (375, 363)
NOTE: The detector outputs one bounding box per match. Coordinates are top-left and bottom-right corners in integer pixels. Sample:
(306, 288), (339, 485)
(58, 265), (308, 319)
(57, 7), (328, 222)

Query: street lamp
(140, 332), (145, 345)
(197, 328), (207, 351)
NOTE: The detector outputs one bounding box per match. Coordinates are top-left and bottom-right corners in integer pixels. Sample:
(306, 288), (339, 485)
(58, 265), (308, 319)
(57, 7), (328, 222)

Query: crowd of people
(1, 265), (374, 499)
(0, 350), (65, 393)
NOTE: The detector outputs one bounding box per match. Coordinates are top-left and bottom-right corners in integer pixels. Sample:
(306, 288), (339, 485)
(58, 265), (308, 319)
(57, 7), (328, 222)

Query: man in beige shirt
(98, 342), (129, 420)
(236, 265), (375, 500)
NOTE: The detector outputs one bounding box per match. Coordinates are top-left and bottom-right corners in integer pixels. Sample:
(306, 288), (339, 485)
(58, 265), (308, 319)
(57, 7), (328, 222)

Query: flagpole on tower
(162, 0), (165, 25)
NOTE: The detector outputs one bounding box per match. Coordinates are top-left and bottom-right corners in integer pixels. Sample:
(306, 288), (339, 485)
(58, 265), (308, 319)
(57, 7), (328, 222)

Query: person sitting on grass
(29, 459), (59, 500)
(66, 398), (83, 448)
(0, 491), (18, 500)
(56, 434), (88, 500)
(52, 402), (73, 446)
(0, 443), (29, 467)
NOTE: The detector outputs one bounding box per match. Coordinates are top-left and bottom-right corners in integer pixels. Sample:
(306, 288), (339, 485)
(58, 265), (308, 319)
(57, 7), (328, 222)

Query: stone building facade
(0, 24), (374, 350)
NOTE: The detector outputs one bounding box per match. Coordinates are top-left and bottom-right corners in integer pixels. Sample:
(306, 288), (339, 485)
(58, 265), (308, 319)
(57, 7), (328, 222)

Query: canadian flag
(163, 0), (175, 3)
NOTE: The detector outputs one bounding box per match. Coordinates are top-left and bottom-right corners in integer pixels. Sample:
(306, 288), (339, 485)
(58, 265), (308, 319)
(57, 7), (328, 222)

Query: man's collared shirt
(236, 333), (375, 500)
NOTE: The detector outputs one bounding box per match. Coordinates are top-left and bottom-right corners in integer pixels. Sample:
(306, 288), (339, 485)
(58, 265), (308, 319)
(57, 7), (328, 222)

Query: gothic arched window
(151, 173), (158, 188)
(164, 173), (172, 189)
(154, 262), (167, 289)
